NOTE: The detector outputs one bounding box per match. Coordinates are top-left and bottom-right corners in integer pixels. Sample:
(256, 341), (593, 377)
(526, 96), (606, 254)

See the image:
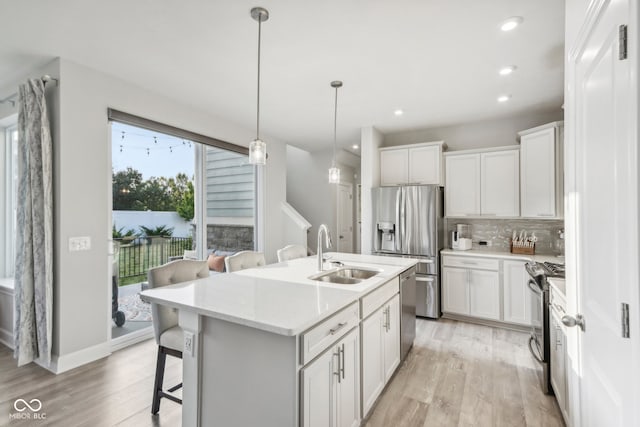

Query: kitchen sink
(308, 267), (380, 285)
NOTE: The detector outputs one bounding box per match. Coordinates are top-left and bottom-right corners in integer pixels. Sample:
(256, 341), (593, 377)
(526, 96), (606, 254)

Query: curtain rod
(0, 75), (59, 107)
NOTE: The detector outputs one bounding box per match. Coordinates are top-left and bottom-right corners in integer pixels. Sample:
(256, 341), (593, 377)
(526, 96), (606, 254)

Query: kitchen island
(140, 252), (417, 427)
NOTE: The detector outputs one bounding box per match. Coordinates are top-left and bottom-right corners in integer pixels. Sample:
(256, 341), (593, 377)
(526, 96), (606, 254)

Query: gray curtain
(13, 79), (53, 367)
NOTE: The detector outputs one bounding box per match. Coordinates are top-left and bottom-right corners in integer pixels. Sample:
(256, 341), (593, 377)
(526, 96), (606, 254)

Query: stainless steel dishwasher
(400, 266), (416, 361)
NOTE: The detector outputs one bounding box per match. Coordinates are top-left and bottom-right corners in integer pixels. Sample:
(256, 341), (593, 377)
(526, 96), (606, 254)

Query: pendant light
(249, 7), (269, 165)
(328, 80), (343, 183)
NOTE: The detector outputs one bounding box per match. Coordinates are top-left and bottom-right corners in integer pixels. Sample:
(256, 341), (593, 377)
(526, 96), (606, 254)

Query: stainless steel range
(525, 261), (565, 394)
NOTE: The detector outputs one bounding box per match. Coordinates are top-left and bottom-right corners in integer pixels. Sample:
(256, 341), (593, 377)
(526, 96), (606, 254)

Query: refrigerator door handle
(400, 187), (406, 253)
(395, 188), (402, 253)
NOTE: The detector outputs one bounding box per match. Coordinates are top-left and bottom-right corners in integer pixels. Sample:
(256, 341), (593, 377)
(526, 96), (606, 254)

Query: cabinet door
(481, 150), (520, 216)
(380, 149), (408, 186)
(445, 154), (481, 216)
(383, 294), (400, 382)
(361, 309), (384, 416)
(550, 310), (567, 417)
(468, 269), (500, 320)
(442, 267), (469, 315)
(503, 260), (532, 326)
(520, 127), (557, 217)
(301, 345), (336, 427)
(408, 145), (441, 185)
(336, 329), (360, 427)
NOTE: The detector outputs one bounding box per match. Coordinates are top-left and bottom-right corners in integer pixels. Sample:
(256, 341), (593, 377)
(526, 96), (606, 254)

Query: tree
(112, 167), (144, 210)
(112, 169), (194, 219)
(176, 180), (194, 221)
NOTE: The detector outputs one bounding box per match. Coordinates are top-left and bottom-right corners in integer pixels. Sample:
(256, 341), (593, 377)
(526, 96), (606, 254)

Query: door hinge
(622, 303), (630, 338)
(619, 25), (628, 60)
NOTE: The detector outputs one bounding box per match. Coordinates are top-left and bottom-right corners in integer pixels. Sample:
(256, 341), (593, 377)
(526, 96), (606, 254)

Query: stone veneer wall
(206, 224), (254, 253)
(444, 218), (564, 255)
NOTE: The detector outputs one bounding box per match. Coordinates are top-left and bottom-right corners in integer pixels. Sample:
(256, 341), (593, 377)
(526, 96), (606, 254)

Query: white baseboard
(110, 326), (154, 352)
(39, 342), (111, 374)
(0, 327), (13, 349)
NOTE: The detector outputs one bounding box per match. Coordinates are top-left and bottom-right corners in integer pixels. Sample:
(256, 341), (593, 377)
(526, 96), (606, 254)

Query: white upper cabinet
(380, 141), (445, 186)
(380, 149), (408, 185)
(481, 149), (519, 217)
(445, 147), (518, 217)
(519, 122), (564, 218)
(445, 153), (481, 216)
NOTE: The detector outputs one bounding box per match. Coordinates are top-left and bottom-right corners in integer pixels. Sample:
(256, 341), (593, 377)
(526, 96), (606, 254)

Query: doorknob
(562, 314), (586, 331)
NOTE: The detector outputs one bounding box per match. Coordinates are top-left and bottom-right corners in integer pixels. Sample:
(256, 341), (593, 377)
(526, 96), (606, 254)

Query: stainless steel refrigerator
(372, 185), (443, 320)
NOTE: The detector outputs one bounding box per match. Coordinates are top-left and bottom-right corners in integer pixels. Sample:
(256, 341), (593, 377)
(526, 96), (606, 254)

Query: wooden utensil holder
(510, 241), (535, 255)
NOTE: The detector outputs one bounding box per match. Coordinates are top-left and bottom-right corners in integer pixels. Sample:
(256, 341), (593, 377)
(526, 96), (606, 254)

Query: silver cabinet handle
(334, 349), (341, 383)
(562, 314), (585, 331)
(330, 322), (347, 335)
(461, 260), (478, 265)
(340, 344), (345, 380)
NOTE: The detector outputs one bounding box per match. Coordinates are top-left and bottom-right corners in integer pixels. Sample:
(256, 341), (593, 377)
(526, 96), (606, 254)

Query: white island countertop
(140, 253), (417, 337)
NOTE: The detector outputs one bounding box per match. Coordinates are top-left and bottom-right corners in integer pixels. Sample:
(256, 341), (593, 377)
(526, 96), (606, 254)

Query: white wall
(286, 145), (357, 252)
(0, 57), (287, 370)
(112, 211), (192, 237)
(360, 126), (383, 255)
(383, 109), (563, 151)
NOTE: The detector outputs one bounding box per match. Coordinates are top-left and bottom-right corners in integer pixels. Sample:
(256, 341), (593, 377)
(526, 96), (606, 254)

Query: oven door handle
(528, 335), (544, 363)
(527, 279), (542, 295)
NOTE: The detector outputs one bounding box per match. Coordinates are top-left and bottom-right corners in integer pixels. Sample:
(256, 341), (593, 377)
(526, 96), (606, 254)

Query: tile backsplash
(445, 218), (565, 255)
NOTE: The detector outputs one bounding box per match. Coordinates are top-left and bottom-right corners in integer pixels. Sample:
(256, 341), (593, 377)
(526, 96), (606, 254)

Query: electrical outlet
(69, 236), (91, 251)
(184, 332), (195, 356)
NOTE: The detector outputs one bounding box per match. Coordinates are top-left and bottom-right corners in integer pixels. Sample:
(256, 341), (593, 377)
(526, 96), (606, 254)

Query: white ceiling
(0, 0), (565, 153)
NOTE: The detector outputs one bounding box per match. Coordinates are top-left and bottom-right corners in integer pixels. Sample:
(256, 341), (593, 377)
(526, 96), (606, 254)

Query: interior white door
(570, 0), (639, 425)
(337, 183), (353, 253)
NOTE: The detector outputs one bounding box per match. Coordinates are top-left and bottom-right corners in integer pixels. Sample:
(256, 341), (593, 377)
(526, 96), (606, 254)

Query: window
(1, 125), (18, 278)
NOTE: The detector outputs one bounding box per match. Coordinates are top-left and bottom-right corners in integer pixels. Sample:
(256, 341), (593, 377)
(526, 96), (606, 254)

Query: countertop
(140, 253), (417, 337)
(441, 248), (564, 264)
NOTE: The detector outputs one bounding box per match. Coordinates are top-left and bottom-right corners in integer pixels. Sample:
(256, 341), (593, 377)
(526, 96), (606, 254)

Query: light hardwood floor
(0, 319), (563, 426)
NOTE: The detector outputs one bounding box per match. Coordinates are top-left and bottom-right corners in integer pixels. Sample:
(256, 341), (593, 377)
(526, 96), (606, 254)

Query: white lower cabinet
(550, 306), (570, 424)
(503, 260), (532, 326)
(302, 328), (360, 427)
(442, 263), (499, 320)
(442, 267), (469, 315)
(468, 270), (500, 320)
(361, 293), (400, 417)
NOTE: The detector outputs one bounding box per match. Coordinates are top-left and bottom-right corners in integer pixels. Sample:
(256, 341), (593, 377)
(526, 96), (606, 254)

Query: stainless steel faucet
(317, 224), (333, 271)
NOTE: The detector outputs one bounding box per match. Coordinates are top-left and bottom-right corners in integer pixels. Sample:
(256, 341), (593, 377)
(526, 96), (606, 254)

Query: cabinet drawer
(301, 302), (359, 365)
(361, 277), (400, 319)
(441, 255), (499, 271)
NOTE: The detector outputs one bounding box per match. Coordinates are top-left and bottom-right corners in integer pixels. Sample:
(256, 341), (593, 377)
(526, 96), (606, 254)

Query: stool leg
(151, 347), (167, 414)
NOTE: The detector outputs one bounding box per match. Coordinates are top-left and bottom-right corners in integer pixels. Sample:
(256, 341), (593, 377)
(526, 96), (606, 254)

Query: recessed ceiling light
(499, 66), (517, 76)
(352, 144), (359, 150)
(394, 109), (404, 116)
(497, 94), (511, 103)
(500, 16), (523, 32)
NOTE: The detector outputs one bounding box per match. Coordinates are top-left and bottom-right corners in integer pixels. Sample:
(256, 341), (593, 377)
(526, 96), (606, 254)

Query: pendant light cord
(333, 85), (338, 166)
(256, 17), (262, 140)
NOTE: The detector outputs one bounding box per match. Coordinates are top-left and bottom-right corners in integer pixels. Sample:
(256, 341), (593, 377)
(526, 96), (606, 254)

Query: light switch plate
(69, 236), (91, 252)
(184, 332), (195, 357)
